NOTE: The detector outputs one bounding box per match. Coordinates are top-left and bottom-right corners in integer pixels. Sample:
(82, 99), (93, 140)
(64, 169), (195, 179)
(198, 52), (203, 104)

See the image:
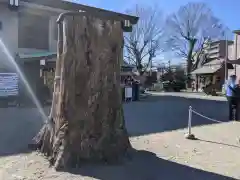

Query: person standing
(225, 74), (239, 120)
(191, 80), (195, 92)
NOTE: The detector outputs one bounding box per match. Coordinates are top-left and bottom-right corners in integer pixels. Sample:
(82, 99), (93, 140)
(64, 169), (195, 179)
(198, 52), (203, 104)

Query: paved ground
(149, 91), (226, 101)
(0, 93), (240, 179)
(126, 92), (230, 136)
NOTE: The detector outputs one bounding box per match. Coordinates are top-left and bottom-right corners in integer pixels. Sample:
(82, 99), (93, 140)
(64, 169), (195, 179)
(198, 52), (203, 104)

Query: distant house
(191, 40), (234, 91)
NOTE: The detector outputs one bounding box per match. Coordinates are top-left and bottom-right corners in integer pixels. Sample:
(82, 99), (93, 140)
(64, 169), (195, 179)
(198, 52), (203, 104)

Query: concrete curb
(146, 92), (227, 102)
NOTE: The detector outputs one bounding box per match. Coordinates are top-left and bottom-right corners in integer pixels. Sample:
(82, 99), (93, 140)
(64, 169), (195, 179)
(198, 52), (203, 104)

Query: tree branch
(165, 2), (227, 76)
(124, 4), (164, 74)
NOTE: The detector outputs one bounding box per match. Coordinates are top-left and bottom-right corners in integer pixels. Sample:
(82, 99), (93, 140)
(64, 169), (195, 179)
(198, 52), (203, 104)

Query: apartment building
(206, 40), (233, 60)
(191, 40), (234, 91)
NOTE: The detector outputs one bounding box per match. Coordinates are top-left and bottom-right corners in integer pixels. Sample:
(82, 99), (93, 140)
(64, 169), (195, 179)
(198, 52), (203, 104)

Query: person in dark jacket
(225, 74), (239, 120)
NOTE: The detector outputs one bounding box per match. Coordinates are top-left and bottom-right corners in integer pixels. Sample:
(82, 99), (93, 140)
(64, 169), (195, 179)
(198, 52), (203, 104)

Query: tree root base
(29, 123), (132, 170)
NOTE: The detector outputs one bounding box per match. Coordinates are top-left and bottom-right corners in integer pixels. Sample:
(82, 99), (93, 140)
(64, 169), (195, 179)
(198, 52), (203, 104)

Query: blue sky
(74, 0), (240, 30)
(72, 0), (240, 64)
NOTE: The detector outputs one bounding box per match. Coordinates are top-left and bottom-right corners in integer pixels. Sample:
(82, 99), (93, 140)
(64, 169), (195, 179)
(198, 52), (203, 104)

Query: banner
(0, 73), (19, 97)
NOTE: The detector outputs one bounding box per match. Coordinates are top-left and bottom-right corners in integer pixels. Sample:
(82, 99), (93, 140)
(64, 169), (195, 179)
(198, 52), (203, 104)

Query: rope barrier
(191, 109), (223, 123)
(185, 106), (226, 140)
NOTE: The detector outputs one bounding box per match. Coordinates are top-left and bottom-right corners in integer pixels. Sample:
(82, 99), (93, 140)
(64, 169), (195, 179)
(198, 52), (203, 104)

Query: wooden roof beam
(22, 0), (139, 25)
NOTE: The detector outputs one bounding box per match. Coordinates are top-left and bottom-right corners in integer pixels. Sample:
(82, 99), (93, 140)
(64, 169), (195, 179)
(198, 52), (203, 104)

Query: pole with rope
(185, 106), (197, 140)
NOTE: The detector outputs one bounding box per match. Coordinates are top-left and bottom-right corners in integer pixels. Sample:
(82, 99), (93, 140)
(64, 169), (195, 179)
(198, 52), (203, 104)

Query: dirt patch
(1, 122), (240, 180)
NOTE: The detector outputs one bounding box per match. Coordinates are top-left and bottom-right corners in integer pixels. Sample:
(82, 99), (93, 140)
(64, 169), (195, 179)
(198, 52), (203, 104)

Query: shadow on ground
(125, 95), (230, 137)
(0, 107), (46, 156)
(66, 149), (236, 180)
(0, 94), (230, 157)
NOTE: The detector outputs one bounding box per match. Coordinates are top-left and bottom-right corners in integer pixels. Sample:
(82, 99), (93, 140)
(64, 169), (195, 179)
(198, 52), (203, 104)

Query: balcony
(207, 47), (219, 54)
(209, 43), (219, 49)
(208, 52), (219, 59)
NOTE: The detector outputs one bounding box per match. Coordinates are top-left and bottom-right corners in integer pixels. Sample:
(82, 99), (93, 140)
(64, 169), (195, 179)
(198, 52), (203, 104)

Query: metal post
(188, 106), (192, 135)
(234, 34), (237, 75)
(225, 33), (228, 80)
(185, 106), (196, 140)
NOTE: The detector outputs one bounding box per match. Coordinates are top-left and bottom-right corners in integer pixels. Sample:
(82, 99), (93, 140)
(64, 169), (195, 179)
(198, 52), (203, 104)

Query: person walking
(225, 74), (240, 120)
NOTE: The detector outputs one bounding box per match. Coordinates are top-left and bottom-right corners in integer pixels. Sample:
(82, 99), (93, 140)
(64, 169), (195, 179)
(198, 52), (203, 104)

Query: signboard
(0, 73), (19, 97)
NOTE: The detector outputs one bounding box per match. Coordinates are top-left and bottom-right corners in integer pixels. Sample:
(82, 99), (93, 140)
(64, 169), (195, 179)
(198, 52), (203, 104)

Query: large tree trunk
(31, 15), (131, 170)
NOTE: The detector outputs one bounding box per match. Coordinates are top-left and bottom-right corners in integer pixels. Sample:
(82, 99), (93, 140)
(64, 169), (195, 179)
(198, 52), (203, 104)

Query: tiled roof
(191, 64), (221, 74)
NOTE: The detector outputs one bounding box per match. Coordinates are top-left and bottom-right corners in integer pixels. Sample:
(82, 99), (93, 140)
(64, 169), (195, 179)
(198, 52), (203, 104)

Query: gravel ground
(0, 93), (240, 180)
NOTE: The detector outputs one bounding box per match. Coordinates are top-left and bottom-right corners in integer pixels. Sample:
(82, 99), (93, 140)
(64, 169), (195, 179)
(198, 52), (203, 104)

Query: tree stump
(31, 15), (131, 170)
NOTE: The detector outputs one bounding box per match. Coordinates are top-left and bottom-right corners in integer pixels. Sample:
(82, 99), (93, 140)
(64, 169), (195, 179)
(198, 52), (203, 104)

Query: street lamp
(220, 30), (229, 81)
(234, 33), (237, 75)
(149, 40), (156, 76)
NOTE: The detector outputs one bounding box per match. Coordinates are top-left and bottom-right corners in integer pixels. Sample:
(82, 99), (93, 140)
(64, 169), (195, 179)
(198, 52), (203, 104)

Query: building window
(18, 12), (49, 50)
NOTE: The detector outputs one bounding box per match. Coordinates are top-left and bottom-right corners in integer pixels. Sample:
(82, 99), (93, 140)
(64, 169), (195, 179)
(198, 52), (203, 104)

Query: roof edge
(22, 0), (139, 24)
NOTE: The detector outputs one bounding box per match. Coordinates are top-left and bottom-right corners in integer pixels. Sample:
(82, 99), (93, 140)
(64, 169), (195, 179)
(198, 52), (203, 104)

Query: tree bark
(31, 15), (131, 170)
(187, 39), (196, 88)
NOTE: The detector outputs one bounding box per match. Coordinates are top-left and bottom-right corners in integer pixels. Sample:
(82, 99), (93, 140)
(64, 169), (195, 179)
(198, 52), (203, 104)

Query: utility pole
(225, 33), (228, 80)
(168, 60), (171, 71)
(234, 34), (237, 75)
(223, 30), (229, 80)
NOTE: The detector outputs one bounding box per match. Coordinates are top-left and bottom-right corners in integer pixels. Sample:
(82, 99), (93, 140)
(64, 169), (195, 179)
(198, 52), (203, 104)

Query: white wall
(49, 16), (58, 52)
(0, 4), (18, 70)
(227, 34), (240, 80)
(0, 1), (65, 57)
(228, 44), (234, 60)
(17, 6), (53, 54)
(234, 34), (240, 80)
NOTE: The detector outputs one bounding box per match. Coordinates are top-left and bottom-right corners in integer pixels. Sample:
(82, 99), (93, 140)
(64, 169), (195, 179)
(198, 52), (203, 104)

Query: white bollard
(125, 86), (132, 102)
(185, 106), (196, 140)
(188, 106), (192, 135)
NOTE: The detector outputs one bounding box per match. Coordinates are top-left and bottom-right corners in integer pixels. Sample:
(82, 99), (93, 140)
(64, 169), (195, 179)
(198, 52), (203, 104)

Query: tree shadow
(124, 95), (230, 137)
(0, 107), (46, 156)
(0, 94), (231, 158)
(66, 149), (236, 180)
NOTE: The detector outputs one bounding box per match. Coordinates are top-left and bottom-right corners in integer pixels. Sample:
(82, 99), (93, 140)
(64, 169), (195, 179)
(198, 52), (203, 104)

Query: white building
(0, 0), (137, 101)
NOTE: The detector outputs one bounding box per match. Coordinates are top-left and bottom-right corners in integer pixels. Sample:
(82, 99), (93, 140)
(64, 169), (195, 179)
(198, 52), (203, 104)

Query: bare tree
(165, 2), (226, 86)
(124, 5), (164, 75)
